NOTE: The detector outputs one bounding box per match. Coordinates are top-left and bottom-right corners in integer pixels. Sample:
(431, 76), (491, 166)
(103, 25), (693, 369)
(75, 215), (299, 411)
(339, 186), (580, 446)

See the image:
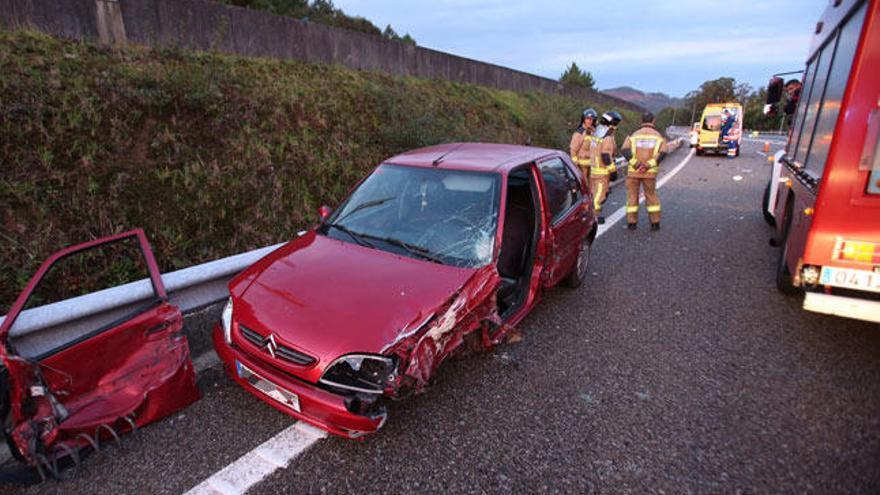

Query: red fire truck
(763, 0), (880, 324)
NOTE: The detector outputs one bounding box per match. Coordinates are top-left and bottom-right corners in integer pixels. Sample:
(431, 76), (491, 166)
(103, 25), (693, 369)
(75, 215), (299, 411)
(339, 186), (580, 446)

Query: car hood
(232, 232), (478, 374)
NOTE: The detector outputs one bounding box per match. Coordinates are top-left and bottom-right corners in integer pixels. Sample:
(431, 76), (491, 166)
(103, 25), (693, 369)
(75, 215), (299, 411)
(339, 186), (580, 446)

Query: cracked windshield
(321, 164), (500, 268)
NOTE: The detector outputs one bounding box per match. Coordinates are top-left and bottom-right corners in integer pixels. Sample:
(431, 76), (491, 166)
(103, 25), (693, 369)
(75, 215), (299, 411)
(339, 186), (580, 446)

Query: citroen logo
(265, 334), (278, 359)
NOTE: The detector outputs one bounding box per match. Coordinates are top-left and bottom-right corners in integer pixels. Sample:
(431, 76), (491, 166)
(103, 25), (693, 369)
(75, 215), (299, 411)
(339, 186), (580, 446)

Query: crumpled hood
(232, 232), (477, 377)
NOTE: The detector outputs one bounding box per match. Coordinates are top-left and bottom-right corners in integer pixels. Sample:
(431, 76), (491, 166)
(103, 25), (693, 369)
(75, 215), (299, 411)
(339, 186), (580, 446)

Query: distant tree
(684, 77), (738, 112)
(655, 106), (687, 130)
(383, 24), (398, 39)
(381, 25), (416, 45)
(559, 62), (596, 90)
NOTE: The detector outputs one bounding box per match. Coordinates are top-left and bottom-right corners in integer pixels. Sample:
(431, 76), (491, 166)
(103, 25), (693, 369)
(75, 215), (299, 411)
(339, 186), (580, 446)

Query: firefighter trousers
(625, 176), (661, 225)
(590, 175), (609, 215)
(580, 166), (591, 192)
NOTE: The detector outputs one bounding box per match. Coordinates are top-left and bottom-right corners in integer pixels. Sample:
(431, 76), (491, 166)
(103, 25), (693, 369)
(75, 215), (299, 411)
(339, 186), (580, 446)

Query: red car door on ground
(0, 229), (199, 476)
(535, 157), (590, 286)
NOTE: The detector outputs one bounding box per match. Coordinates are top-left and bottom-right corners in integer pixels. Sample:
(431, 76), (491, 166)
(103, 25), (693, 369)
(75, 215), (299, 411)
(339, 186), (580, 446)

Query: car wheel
(562, 236), (591, 288)
(761, 180), (776, 226)
(696, 148), (704, 156)
(775, 199), (799, 295)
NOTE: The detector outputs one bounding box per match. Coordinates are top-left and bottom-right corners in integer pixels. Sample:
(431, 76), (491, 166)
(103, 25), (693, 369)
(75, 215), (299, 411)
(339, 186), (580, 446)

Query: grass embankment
(0, 30), (640, 310)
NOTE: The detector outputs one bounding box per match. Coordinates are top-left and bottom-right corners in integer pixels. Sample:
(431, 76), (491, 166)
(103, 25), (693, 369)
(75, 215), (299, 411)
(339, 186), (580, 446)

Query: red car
(213, 143), (597, 438)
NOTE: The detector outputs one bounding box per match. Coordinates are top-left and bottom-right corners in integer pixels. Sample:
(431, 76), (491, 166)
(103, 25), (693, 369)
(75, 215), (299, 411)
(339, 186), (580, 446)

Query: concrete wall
(0, 0), (640, 111)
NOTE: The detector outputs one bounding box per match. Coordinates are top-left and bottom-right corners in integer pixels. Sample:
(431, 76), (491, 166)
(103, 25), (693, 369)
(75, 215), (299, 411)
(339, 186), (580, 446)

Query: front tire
(762, 180), (776, 226)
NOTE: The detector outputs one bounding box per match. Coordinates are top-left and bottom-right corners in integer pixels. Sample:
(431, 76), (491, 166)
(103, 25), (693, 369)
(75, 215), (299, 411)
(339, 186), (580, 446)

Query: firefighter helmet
(600, 111), (623, 127)
(582, 108), (598, 121)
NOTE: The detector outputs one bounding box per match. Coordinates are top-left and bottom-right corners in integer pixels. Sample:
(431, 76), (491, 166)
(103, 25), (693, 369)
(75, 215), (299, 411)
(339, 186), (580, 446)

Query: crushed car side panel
(385, 264), (513, 396)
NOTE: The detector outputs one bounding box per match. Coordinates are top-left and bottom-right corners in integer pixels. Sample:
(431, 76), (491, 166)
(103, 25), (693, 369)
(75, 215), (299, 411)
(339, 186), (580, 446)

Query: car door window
(538, 158), (580, 223)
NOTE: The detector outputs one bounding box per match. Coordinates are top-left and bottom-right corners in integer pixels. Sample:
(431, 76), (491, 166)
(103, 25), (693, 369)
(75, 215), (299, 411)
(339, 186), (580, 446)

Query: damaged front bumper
(212, 325), (385, 438)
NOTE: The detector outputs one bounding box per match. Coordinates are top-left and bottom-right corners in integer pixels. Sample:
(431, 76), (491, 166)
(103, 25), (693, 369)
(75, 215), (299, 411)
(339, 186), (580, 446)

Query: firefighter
(569, 108), (598, 180)
(622, 111), (668, 231)
(589, 111), (622, 224)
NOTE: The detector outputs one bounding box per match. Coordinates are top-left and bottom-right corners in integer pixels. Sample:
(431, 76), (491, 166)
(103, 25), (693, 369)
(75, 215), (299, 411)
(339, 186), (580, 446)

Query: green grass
(0, 29), (639, 311)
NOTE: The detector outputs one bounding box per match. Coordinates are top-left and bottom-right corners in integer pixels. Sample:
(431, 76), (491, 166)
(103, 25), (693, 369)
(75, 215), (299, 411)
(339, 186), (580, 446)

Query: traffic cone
(763, 141), (770, 153)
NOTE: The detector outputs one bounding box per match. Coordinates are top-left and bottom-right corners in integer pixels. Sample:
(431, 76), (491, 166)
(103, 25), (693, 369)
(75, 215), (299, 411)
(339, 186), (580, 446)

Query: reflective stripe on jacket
(590, 135), (617, 177)
(628, 135), (663, 175)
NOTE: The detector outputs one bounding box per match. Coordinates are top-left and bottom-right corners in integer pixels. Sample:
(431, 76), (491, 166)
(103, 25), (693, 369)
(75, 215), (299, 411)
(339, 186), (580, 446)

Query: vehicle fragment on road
(0, 229), (200, 481)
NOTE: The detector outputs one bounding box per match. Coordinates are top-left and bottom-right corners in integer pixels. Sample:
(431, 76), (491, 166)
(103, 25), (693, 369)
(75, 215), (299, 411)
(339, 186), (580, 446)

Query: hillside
(602, 86), (683, 113)
(0, 30), (640, 310)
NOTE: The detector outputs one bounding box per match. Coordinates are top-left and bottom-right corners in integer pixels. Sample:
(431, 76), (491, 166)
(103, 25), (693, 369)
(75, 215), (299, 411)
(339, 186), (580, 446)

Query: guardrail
(0, 242), (285, 358)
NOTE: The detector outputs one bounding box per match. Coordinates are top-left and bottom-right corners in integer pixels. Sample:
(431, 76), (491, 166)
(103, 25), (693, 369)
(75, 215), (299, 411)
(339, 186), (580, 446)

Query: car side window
(538, 158), (580, 222)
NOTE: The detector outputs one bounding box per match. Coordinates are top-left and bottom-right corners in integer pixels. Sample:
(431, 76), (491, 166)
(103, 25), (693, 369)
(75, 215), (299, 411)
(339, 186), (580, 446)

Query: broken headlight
(319, 354), (396, 395)
(221, 297), (233, 344)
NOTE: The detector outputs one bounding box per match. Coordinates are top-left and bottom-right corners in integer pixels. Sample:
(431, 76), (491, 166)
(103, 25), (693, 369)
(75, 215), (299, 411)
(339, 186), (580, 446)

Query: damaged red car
(213, 143), (597, 438)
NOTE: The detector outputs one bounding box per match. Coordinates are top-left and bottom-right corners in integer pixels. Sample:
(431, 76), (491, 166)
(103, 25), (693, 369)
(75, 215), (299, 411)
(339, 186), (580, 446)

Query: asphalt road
(3, 140), (879, 494)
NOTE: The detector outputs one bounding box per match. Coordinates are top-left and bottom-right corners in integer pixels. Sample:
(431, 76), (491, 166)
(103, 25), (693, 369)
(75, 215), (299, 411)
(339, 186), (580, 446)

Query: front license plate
(236, 360), (301, 412)
(820, 266), (880, 294)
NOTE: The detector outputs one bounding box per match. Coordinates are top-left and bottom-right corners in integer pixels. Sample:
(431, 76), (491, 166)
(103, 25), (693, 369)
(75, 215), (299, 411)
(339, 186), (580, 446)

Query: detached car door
(0, 229), (199, 470)
(536, 156), (590, 286)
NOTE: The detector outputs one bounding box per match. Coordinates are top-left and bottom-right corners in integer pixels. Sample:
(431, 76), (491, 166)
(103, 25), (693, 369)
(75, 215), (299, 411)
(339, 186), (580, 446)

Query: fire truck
(763, 0), (880, 324)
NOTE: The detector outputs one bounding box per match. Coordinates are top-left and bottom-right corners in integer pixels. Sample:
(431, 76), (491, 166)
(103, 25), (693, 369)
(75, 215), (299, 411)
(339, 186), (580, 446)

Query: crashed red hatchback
(213, 143), (597, 437)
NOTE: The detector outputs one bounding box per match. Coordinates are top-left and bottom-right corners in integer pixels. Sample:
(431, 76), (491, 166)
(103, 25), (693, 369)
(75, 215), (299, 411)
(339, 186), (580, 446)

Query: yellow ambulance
(696, 102), (743, 158)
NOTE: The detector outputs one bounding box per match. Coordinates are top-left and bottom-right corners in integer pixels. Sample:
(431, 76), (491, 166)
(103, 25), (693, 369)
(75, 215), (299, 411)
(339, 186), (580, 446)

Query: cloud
(333, 0), (826, 95)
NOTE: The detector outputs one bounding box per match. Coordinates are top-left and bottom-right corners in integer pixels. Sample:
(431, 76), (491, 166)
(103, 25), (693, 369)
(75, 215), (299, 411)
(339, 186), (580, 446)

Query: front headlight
(319, 354), (396, 395)
(221, 297), (233, 344)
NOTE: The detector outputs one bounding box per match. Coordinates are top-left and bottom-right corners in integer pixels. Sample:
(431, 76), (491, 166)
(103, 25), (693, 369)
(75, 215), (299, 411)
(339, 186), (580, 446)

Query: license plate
(236, 360), (301, 412)
(820, 266), (880, 293)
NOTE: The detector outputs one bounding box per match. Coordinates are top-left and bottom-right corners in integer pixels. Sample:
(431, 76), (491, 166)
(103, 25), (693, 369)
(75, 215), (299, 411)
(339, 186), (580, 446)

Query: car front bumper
(212, 325), (386, 438)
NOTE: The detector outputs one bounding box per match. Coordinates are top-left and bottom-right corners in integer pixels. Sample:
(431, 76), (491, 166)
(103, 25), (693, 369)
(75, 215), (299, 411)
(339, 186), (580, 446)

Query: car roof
(384, 142), (561, 173)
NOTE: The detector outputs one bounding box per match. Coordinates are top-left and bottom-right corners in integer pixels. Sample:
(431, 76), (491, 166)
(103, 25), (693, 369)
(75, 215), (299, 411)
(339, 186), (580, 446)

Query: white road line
(757, 151), (768, 157)
(184, 422), (326, 495)
(181, 147), (696, 495)
(596, 148), (695, 238)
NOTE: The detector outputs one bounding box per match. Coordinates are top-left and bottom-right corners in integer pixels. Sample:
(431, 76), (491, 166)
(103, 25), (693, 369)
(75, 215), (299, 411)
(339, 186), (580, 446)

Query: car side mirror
(766, 76), (784, 105)
(318, 205), (332, 221)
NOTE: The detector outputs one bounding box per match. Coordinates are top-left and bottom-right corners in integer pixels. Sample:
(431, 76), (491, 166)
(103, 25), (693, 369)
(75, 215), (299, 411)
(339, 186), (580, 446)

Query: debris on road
(0, 230), (200, 482)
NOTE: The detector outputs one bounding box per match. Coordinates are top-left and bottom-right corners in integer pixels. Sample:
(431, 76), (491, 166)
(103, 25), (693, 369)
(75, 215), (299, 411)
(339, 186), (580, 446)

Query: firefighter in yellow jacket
(621, 111), (668, 231)
(569, 108), (598, 181)
(589, 111), (622, 224)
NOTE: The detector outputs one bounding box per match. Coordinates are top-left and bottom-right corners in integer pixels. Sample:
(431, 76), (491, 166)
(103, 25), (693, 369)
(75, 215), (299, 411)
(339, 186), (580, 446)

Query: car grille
(239, 325), (316, 366)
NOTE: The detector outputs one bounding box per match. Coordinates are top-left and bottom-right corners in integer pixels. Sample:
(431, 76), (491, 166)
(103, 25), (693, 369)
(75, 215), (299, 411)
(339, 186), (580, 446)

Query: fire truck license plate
(820, 267), (880, 293)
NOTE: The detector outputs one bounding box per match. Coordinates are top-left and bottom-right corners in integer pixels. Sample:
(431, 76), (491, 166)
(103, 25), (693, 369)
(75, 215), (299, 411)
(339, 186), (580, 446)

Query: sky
(332, 0), (829, 97)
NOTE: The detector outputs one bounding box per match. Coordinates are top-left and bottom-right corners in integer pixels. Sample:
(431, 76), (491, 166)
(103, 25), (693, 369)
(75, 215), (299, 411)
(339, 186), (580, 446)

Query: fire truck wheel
(775, 200), (799, 294)
(762, 181), (776, 226)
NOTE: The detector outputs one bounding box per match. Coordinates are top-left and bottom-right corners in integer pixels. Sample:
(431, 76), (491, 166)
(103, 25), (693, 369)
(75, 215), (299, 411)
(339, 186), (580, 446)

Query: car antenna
(432, 143), (465, 167)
